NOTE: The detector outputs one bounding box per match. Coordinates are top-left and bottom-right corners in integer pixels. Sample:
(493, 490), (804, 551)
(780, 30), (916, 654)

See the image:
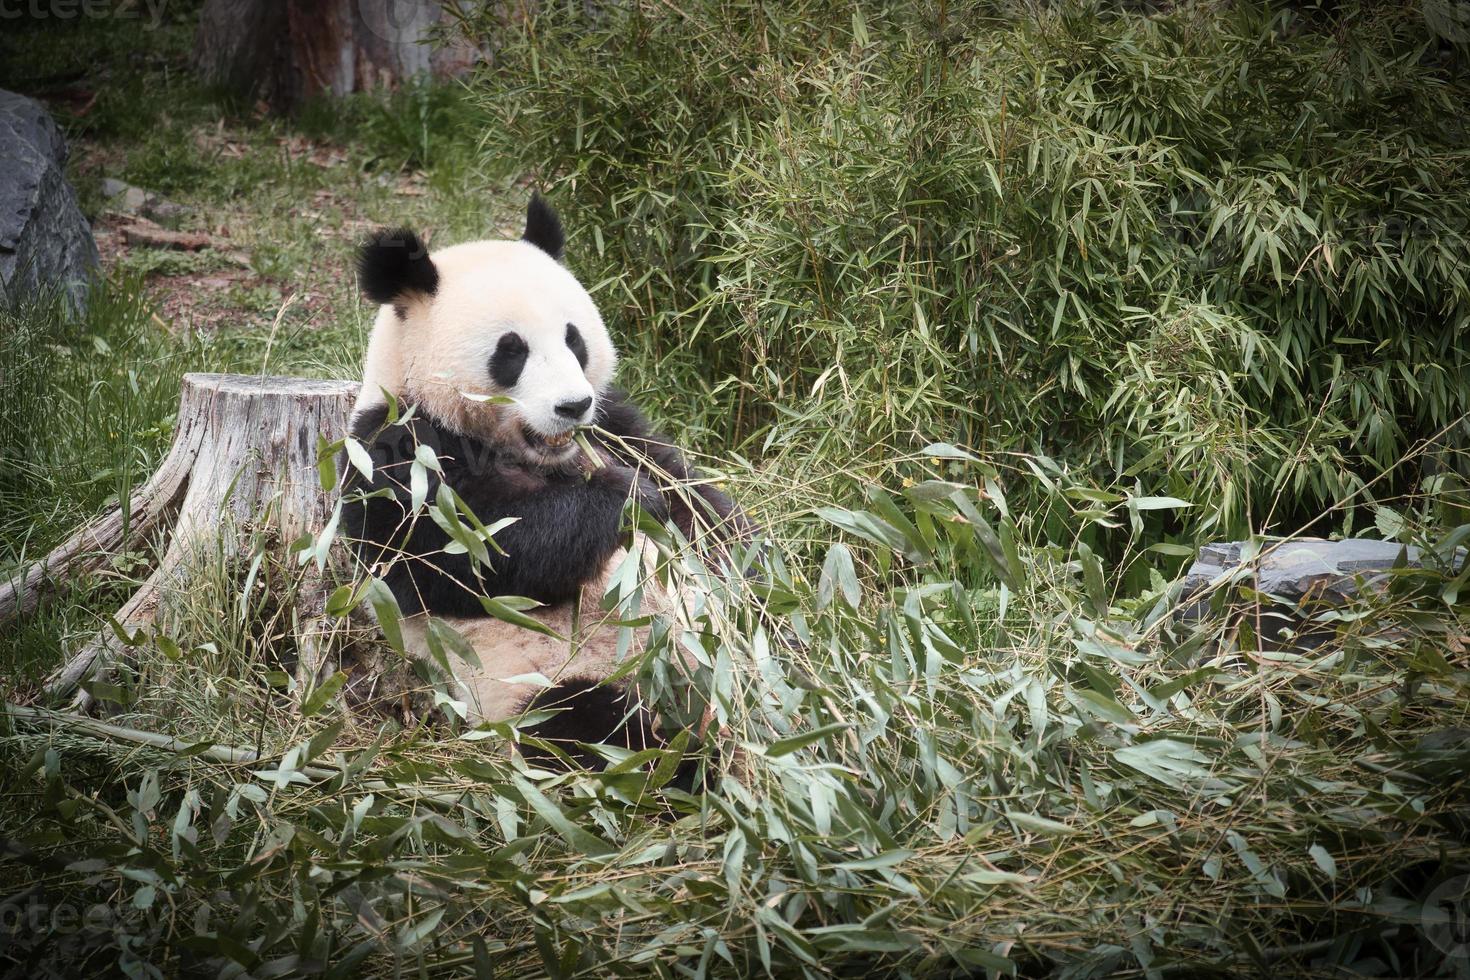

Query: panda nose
(555, 396), (593, 421)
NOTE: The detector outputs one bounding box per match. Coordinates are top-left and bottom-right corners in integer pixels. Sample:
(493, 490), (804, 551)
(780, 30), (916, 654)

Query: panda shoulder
(596, 386), (654, 438)
(348, 402), (393, 442)
(346, 402), (466, 471)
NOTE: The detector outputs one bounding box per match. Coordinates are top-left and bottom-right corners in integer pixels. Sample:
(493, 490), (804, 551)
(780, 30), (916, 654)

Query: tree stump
(192, 0), (484, 113)
(0, 374), (358, 711)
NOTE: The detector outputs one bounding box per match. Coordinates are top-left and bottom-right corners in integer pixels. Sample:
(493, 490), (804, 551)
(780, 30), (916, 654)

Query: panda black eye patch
(490, 332), (529, 388)
(565, 323), (588, 369)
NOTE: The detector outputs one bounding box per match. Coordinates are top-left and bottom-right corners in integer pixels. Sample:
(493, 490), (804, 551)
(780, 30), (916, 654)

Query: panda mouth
(521, 424), (577, 452)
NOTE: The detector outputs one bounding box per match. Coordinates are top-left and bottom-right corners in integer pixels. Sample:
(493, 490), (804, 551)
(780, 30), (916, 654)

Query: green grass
(0, 283), (182, 685)
(2, 1), (1469, 977)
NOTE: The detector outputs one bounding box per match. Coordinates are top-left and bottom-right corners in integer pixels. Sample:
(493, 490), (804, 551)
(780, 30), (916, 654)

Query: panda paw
(633, 473), (670, 522)
(589, 464), (670, 523)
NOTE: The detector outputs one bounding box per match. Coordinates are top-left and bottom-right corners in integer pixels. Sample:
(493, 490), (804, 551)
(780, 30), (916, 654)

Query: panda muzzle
(522, 422), (577, 451)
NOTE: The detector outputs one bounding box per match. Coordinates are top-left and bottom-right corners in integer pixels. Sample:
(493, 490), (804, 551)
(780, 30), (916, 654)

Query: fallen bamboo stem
(4, 702), (468, 807)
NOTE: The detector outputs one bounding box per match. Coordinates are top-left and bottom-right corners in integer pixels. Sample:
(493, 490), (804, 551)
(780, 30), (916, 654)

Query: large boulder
(1177, 537), (1461, 649)
(0, 89), (99, 309)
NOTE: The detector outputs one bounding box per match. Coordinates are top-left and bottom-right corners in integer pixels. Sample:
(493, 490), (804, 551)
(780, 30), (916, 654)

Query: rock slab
(101, 178), (190, 223)
(1178, 537), (1459, 648)
(1182, 538), (1429, 603)
(0, 89), (99, 308)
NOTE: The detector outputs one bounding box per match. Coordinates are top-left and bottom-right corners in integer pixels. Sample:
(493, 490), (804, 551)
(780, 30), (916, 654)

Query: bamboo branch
(4, 702), (468, 807)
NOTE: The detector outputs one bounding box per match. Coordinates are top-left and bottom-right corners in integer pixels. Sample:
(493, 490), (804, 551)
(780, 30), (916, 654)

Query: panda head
(355, 194), (616, 466)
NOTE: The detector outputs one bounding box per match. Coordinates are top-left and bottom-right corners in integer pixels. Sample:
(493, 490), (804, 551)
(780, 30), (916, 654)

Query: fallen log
(119, 223), (217, 252)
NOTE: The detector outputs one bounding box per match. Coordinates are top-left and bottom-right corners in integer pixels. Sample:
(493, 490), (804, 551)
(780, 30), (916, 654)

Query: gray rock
(0, 89), (100, 310)
(100, 177), (146, 210)
(1183, 538), (1425, 603)
(1177, 537), (1462, 649)
(100, 177), (190, 222)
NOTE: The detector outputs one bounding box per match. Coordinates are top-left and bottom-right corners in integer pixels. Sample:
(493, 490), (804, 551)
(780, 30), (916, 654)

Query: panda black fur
(341, 194), (745, 768)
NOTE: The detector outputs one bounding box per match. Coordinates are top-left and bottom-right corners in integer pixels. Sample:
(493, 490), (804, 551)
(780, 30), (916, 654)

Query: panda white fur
(341, 194), (746, 768)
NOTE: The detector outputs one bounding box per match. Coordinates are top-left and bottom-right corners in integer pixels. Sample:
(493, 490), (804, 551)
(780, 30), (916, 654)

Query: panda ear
(523, 192), (565, 260)
(358, 227), (439, 306)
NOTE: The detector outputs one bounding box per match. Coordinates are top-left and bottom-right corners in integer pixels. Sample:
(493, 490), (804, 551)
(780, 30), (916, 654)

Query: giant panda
(340, 194), (746, 768)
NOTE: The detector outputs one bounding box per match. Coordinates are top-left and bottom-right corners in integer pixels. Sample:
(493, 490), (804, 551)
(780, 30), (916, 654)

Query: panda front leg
(350, 455), (668, 615)
(397, 534), (707, 786)
(451, 461), (669, 604)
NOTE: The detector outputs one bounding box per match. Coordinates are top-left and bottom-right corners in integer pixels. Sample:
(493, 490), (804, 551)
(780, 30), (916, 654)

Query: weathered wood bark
(22, 374), (359, 711)
(192, 0), (483, 113)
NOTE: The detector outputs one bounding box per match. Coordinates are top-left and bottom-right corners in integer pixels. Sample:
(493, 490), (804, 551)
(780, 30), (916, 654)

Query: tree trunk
(191, 0), (289, 105)
(192, 0), (482, 113)
(5, 374), (359, 711)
